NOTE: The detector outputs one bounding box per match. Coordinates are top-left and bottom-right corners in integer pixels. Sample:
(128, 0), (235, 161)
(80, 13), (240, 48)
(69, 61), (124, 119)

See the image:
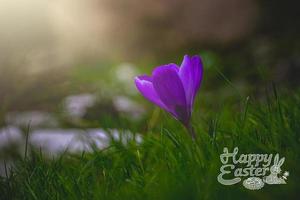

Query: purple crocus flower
(134, 55), (203, 138)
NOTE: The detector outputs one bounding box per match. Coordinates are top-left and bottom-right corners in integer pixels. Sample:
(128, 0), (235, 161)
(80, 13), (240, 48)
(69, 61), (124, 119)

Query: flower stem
(186, 123), (196, 140)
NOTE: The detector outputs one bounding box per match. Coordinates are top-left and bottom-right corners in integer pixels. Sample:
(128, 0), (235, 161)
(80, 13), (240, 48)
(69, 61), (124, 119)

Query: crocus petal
(134, 75), (170, 112)
(152, 64), (189, 123)
(179, 55), (203, 108)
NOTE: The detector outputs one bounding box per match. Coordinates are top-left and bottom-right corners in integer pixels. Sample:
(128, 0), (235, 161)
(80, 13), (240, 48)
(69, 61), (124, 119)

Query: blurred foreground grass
(1, 88), (299, 200)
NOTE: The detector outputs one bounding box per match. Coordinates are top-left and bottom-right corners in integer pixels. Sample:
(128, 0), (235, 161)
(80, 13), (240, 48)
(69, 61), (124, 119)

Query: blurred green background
(1, 0), (299, 130)
(0, 0), (299, 152)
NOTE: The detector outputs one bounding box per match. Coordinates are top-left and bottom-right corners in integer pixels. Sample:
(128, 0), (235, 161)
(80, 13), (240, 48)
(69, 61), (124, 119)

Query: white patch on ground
(116, 63), (137, 82)
(0, 126), (23, 147)
(64, 94), (96, 119)
(113, 96), (145, 120)
(5, 111), (58, 128)
(0, 127), (24, 176)
(115, 63), (139, 94)
(29, 128), (142, 156)
(0, 126), (142, 176)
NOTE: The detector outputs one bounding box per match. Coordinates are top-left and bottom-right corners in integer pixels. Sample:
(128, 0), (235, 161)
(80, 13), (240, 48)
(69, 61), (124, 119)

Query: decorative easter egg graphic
(243, 177), (265, 190)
